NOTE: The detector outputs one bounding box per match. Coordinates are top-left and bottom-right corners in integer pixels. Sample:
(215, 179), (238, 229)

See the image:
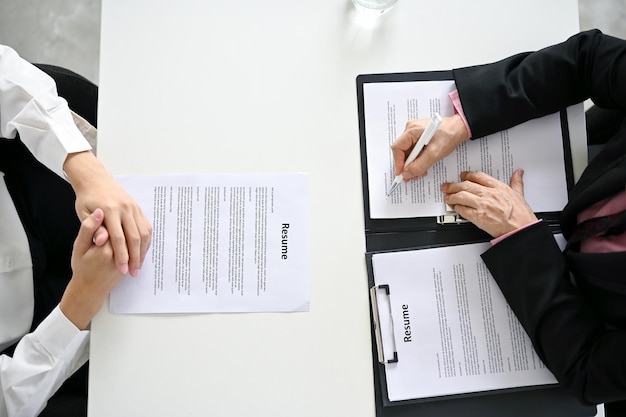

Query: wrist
(63, 151), (108, 193)
(492, 218), (542, 245)
(446, 114), (470, 146)
(493, 215), (540, 241)
(59, 280), (105, 330)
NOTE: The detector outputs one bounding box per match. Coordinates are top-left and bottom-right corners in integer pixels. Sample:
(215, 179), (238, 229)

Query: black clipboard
(365, 249), (594, 417)
(356, 70), (575, 253)
(356, 71), (595, 417)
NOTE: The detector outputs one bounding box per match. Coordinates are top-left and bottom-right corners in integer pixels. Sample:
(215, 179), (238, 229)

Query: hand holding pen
(389, 113), (470, 193)
(388, 113), (442, 195)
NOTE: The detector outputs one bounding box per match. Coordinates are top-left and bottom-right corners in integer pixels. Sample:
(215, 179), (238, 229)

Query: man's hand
(391, 114), (469, 180)
(60, 209), (125, 330)
(441, 169), (538, 238)
(64, 151), (152, 277)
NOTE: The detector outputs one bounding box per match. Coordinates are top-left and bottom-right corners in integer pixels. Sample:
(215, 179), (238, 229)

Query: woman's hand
(64, 151), (152, 277)
(391, 114), (469, 180)
(441, 169), (538, 238)
(60, 209), (125, 330)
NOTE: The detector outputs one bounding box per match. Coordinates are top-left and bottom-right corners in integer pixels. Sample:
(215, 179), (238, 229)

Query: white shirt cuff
(32, 306), (89, 360)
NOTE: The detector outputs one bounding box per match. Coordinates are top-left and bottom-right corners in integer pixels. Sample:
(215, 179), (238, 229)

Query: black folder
(356, 71), (596, 417)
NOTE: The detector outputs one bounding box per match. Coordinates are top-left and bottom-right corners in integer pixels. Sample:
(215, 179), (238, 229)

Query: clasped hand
(64, 151), (152, 277)
(60, 208), (125, 330)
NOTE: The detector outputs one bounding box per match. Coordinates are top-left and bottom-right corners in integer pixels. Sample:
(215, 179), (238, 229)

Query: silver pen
(387, 113), (443, 196)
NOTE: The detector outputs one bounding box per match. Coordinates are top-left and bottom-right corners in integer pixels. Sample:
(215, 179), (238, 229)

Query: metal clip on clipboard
(370, 284), (398, 364)
(436, 213), (469, 225)
(437, 203), (470, 225)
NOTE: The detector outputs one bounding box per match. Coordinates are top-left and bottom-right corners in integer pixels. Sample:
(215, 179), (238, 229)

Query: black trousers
(0, 64), (98, 417)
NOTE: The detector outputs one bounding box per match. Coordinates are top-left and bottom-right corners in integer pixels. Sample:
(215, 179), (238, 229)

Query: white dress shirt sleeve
(0, 306), (89, 417)
(0, 44), (91, 179)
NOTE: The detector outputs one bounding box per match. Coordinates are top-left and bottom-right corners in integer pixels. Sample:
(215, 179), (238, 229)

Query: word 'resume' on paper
(110, 173), (309, 314)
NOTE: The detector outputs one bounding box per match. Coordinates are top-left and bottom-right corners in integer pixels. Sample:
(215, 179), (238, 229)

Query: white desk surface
(90, 1), (583, 416)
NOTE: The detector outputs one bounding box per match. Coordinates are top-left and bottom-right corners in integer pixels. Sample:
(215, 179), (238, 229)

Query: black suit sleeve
(455, 30), (626, 406)
(482, 222), (626, 405)
(452, 29), (626, 139)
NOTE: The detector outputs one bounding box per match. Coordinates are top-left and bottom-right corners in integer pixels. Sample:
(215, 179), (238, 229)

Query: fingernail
(440, 183), (448, 192)
(119, 264), (129, 274)
(130, 268), (140, 277)
(94, 210), (103, 221)
(403, 172), (411, 180)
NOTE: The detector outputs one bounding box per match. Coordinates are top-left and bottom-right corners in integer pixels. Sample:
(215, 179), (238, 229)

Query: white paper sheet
(110, 173), (309, 314)
(370, 236), (567, 402)
(362, 80), (569, 219)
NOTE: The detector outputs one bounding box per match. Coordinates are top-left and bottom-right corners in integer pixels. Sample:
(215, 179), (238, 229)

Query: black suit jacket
(451, 30), (626, 412)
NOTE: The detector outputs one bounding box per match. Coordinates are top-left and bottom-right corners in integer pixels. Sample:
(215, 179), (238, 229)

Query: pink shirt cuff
(449, 89), (472, 138)
(491, 220), (542, 245)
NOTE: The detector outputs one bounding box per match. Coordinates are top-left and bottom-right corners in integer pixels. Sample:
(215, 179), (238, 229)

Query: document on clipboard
(356, 71), (573, 224)
(367, 239), (565, 403)
(356, 71), (593, 417)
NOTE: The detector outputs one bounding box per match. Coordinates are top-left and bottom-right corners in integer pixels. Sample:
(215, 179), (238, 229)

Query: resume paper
(110, 173), (309, 314)
(371, 237), (564, 401)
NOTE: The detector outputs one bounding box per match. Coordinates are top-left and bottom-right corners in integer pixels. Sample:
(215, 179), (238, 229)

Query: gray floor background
(0, 1), (624, 416)
(0, 0), (101, 83)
